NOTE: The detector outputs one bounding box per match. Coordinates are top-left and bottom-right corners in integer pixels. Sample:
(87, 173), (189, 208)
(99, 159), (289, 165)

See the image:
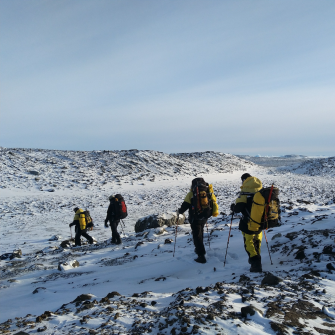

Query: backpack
(190, 178), (213, 222)
(242, 186), (281, 230)
(113, 194), (128, 220)
(259, 187), (281, 229)
(83, 210), (94, 230)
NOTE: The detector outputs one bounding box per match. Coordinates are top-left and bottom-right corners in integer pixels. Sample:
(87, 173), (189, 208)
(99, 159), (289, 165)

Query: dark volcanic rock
(323, 245), (335, 255)
(60, 239), (74, 248)
(106, 291), (121, 299)
(295, 249), (306, 260)
(135, 212), (185, 233)
(261, 273), (283, 286)
(241, 305), (263, 317)
(72, 294), (94, 303)
(28, 170), (40, 175)
(33, 287), (46, 294)
(270, 321), (289, 335)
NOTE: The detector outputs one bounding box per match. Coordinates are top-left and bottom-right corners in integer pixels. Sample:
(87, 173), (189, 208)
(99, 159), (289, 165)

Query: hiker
(177, 177), (219, 264)
(105, 194), (128, 244)
(231, 173), (264, 272)
(69, 207), (94, 246)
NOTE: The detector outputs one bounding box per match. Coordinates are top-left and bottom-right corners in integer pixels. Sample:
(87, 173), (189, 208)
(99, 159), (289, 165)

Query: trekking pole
(206, 222), (211, 249)
(70, 226), (73, 239)
(263, 230), (273, 265)
(173, 211), (180, 257)
(120, 219), (126, 235)
(223, 212), (234, 267)
(263, 184), (274, 265)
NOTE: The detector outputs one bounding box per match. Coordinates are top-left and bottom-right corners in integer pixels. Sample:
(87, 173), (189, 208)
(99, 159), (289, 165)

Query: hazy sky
(1, 0), (334, 156)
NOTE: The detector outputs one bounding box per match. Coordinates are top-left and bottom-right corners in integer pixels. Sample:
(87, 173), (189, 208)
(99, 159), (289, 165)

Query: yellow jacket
(73, 208), (86, 230)
(235, 177), (264, 233)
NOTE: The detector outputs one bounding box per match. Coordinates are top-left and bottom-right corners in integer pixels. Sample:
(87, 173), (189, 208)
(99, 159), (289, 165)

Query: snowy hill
(1, 148), (335, 334)
(281, 156), (335, 177)
(0, 148), (255, 191)
(237, 154), (311, 167)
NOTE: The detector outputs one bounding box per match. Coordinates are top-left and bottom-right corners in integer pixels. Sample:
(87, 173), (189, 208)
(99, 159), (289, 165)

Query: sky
(1, 0), (335, 156)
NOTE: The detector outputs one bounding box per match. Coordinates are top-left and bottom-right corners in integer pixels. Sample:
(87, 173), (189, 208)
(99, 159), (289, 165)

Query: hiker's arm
(233, 202), (245, 214)
(178, 201), (190, 215)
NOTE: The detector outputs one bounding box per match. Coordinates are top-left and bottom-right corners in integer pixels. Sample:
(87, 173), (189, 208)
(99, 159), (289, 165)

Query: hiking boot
(249, 256), (262, 273)
(194, 255), (206, 264)
(115, 238), (122, 245)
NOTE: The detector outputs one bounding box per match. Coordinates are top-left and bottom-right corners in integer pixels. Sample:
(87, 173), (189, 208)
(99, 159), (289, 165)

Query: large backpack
(259, 187), (281, 229)
(83, 210), (94, 230)
(190, 178), (213, 222)
(242, 186), (281, 230)
(79, 210), (94, 230)
(113, 194), (128, 220)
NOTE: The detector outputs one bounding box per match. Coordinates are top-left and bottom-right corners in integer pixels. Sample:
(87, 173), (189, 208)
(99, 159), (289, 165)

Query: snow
(1, 148), (335, 334)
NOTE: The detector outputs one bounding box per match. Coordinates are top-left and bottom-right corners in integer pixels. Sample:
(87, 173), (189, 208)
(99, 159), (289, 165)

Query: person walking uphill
(177, 178), (219, 264)
(231, 173), (264, 272)
(105, 194), (128, 245)
(69, 207), (94, 247)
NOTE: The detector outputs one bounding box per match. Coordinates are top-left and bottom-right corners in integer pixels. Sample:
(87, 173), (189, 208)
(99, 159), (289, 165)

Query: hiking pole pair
(223, 211), (234, 267)
(173, 211), (180, 257)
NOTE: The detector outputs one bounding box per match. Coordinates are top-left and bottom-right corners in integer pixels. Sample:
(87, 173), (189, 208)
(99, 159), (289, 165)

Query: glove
(69, 223), (72, 227)
(104, 220), (109, 228)
(176, 210), (180, 217)
(230, 203), (235, 213)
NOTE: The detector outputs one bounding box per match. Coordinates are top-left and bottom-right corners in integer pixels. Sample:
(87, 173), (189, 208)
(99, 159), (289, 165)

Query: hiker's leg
(110, 220), (120, 243)
(191, 222), (205, 256)
(81, 230), (93, 244)
(75, 229), (81, 246)
(242, 232), (259, 258)
(253, 232), (262, 256)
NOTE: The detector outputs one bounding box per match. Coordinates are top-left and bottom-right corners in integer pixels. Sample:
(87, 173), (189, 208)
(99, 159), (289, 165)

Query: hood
(240, 176), (262, 193)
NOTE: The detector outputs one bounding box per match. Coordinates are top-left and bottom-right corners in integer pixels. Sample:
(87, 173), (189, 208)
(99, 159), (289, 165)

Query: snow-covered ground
(1, 148), (335, 334)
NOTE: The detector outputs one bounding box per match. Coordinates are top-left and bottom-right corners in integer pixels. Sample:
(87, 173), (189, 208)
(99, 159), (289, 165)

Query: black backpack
(112, 194), (128, 220)
(190, 178), (213, 222)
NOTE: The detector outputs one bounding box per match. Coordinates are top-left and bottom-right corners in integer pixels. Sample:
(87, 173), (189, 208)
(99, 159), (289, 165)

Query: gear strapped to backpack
(111, 194), (128, 220)
(84, 210), (94, 230)
(241, 186), (281, 231)
(78, 210), (94, 230)
(190, 178), (216, 222)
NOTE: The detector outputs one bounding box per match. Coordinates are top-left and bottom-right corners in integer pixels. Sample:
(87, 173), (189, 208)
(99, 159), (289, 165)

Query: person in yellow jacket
(177, 177), (219, 264)
(69, 207), (94, 247)
(231, 173), (264, 272)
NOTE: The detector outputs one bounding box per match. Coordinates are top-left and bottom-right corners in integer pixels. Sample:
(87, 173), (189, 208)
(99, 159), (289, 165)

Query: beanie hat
(73, 207), (79, 212)
(241, 173), (252, 182)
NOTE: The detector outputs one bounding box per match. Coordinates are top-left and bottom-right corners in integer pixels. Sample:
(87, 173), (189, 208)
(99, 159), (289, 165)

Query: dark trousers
(110, 220), (121, 243)
(191, 221), (206, 256)
(75, 228), (93, 246)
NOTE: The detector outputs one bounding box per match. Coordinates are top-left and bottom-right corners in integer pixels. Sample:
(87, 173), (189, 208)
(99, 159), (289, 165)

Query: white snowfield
(0, 148), (335, 335)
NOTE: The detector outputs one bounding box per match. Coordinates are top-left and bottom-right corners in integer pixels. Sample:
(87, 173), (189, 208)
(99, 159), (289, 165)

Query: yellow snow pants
(242, 231), (263, 258)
